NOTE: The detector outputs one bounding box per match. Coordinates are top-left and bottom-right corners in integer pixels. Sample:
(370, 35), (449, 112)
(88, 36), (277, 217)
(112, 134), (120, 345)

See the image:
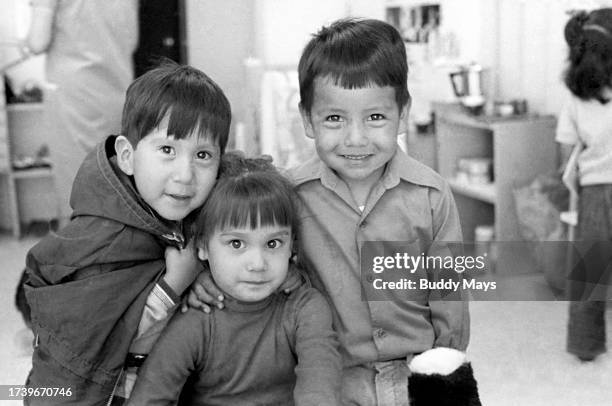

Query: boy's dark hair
(121, 61), (232, 152)
(194, 152), (300, 246)
(564, 8), (612, 103)
(298, 18), (410, 114)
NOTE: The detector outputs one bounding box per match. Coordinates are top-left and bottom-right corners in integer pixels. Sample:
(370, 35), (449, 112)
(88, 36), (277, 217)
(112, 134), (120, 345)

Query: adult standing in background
(24, 0), (138, 227)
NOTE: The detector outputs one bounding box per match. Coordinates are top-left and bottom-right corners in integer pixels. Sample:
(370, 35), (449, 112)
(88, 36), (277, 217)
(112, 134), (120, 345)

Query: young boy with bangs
(23, 62), (231, 405)
(291, 18), (470, 404)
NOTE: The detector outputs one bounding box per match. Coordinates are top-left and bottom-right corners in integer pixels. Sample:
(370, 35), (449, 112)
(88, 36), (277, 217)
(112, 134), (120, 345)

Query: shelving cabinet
(433, 102), (558, 274)
(0, 100), (56, 237)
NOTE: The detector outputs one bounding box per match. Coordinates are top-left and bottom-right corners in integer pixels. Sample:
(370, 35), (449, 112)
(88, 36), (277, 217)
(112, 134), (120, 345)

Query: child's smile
(342, 154), (372, 160)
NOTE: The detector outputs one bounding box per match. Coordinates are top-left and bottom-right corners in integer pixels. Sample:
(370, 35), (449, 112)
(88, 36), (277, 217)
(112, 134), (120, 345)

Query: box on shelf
(456, 157), (492, 184)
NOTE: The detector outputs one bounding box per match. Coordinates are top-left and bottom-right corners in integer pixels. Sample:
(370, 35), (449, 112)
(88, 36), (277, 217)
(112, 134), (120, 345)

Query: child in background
(24, 62), (231, 405)
(557, 8), (612, 362)
(189, 18), (470, 405)
(128, 153), (341, 405)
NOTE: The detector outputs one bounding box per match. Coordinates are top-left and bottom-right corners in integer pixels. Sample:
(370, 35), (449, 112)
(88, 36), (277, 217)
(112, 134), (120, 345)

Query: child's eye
(196, 150), (212, 160)
(266, 239), (283, 249)
(325, 115), (342, 122)
(368, 114), (386, 121)
(229, 240), (243, 249)
(160, 145), (174, 155)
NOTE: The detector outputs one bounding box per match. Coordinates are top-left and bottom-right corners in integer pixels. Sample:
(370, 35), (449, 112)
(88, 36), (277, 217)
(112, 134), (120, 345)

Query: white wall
(497, 0), (612, 115)
(185, 0), (256, 135)
(347, 0), (386, 20)
(251, 0), (386, 67)
(186, 0), (353, 151)
(254, 0), (348, 66)
(496, 0), (567, 114)
(443, 0), (489, 64)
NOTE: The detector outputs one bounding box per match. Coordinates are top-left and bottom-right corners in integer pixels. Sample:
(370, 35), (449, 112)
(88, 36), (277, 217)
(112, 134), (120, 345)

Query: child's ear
(197, 246), (208, 261)
(115, 135), (135, 176)
(398, 99), (411, 135)
(299, 103), (315, 140)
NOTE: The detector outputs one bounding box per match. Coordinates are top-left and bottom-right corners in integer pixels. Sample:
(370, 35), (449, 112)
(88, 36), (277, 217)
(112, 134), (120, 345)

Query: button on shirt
(289, 150), (470, 367)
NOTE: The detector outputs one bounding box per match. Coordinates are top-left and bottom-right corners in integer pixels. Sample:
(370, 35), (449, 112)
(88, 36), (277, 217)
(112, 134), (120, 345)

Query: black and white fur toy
(408, 347), (482, 406)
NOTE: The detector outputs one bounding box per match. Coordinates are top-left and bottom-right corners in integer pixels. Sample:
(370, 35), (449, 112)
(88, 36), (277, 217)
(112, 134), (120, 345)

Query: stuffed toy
(408, 347), (482, 406)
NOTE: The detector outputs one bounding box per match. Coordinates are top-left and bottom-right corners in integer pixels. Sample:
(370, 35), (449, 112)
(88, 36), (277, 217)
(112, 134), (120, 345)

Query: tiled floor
(1, 232), (611, 405)
(0, 235), (37, 401)
(469, 301), (612, 405)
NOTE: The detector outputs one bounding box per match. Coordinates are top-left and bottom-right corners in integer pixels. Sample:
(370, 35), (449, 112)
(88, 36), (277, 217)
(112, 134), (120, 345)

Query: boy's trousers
(341, 359), (409, 406)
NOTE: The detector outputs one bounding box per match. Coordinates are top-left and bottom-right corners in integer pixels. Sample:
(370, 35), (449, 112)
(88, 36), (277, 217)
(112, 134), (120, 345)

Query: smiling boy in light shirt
(288, 18), (470, 405)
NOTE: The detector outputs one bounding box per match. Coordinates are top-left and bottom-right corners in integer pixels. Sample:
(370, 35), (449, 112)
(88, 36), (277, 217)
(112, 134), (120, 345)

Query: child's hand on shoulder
(163, 242), (202, 297)
(279, 261), (304, 294)
(183, 270), (225, 313)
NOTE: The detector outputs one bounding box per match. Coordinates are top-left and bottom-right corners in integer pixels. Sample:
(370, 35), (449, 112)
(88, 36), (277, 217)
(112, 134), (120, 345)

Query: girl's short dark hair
(194, 152), (300, 246)
(298, 18), (410, 114)
(121, 61), (232, 152)
(564, 8), (612, 103)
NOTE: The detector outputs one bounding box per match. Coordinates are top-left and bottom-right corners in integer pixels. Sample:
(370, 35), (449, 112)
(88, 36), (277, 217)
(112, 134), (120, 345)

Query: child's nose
(173, 157), (194, 183)
(246, 248), (266, 272)
(344, 121), (368, 147)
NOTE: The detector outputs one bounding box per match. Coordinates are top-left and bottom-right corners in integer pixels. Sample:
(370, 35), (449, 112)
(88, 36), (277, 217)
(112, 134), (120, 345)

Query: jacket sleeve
(292, 288), (342, 406)
(427, 182), (470, 351)
(127, 310), (206, 406)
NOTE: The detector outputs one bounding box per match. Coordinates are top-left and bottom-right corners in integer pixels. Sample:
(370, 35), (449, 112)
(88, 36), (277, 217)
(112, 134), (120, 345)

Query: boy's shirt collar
(291, 149), (441, 192)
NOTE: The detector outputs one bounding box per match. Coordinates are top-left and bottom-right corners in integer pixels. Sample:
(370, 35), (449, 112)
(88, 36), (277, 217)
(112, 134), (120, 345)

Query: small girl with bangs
(127, 153), (341, 406)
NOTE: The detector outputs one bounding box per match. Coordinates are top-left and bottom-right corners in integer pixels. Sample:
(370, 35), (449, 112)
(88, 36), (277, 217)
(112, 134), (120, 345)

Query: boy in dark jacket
(23, 62), (231, 405)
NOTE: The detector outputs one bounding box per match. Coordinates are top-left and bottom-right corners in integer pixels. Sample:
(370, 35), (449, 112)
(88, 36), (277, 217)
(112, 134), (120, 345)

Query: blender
(449, 63), (486, 114)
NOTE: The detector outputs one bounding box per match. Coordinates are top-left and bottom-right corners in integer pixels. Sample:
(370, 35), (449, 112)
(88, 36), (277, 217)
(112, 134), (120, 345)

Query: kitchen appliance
(449, 63), (486, 114)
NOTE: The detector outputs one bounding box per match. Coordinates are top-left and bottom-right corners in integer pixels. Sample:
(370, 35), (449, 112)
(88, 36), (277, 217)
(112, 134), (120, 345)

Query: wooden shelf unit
(433, 102), (558, 274)
(0, 100), (57, 237)
(447, 178), (496, 204)
(11, 167), (53, 180)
